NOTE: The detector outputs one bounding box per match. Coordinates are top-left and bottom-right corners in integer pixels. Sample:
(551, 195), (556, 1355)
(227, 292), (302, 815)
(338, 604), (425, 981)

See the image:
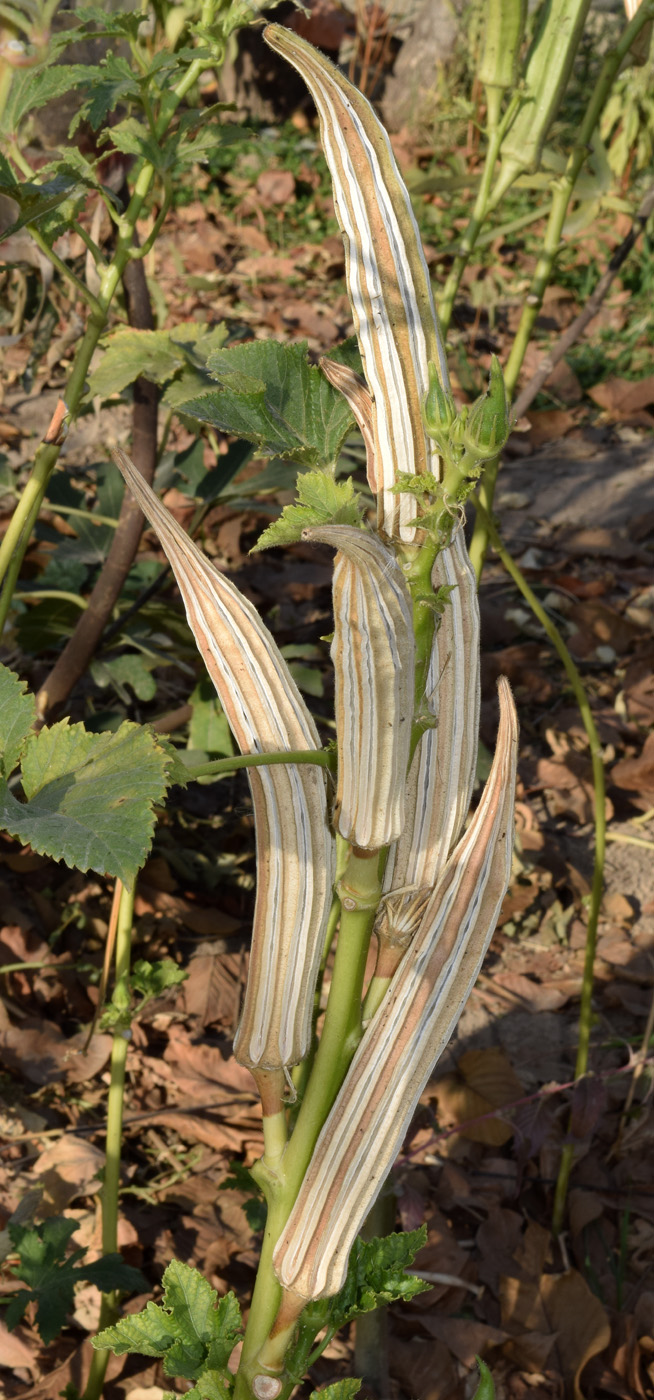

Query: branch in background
(36, 250), (158, 724)
(512, 182), (654, 421)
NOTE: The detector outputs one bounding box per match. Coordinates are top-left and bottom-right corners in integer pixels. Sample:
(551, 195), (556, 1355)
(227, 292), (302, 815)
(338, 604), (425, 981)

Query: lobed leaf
(253, 469), (362, 552)
(175, 339), (356, 470)
(2, 66), (89, 134)
(0, 663), (36, 779)
(0, 719), (170, 888)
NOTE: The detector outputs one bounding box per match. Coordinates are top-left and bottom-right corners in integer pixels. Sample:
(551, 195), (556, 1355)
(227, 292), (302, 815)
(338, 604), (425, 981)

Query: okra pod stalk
(264, 23), (449, 542)
(266, 678), (517, 1312)
(304, 524), (414, 849)
(111, 449), (334, 1080)
(494, 0), (592, 200)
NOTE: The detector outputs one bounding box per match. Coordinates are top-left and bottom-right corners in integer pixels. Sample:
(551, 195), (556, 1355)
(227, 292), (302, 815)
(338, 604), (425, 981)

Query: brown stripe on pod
(303, 524), (414, 849)
(379, 530), (480, 957)
(264, 24), (450, 542)
(272, 677), (517, 1300)
(111, 448), (334, 1071)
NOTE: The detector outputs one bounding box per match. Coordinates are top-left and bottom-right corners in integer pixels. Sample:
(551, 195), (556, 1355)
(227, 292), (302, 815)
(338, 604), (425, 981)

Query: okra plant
(90, 27), (518, 1400)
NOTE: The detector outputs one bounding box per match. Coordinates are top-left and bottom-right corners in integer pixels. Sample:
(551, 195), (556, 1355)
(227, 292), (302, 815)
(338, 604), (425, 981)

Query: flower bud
(464, 356), (511, 461)
(422, 361), (457, 450)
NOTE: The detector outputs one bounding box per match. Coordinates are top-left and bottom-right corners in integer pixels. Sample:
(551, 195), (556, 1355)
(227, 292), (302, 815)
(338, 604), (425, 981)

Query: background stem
(81, 882), (135, 1400)
(476, 506), (605, 1234)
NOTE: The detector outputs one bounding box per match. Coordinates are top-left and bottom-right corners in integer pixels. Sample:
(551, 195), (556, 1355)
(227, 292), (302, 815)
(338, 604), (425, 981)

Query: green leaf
(252, 469), (361, 551)
(94, 1261), (241, 1389)
(175, 340), (356, 469)
(0, 174), (88, 240)
(189, 680), (234, 758)
(2, 66), (89, 134)
(73, 7), (144, 39)
(472, 1357), (495, 1400)
(131, 958), (187, 1004)
(89, 323), (229, 400)
(328, 1228), (430, 1330)
(91, 652), (159, 703)
(100, 116), (162, 169)
(0, 720), (170, 887)
(70, 53), (141, 133)
(6, 1218), (144, 1347)
(310, 1383), (362, 1400)
(0, 664), (36, 779)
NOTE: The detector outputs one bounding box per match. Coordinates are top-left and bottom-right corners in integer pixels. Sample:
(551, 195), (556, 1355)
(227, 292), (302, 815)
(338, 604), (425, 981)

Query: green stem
(0, 0), (218, 630)
(81, 882), (135, 1400)
(469, 0), (654, 578)
(476, 506), (605, 1234)
(186, 749), (335, 780)
(27, 222), (103, 313)
(438, 90), (521, 337)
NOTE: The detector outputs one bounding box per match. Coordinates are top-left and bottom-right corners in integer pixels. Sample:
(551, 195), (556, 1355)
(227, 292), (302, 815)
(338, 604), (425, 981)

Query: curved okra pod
(303, 524), (414, 849)
(111, 448), (334, 1079)
(377, 529), (480, 972)
(264, 23), (449, 543)
(270, 677), (517, 1306)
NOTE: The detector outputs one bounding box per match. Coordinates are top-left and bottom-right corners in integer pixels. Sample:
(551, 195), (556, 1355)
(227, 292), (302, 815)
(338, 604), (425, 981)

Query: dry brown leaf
(589, 375), (654, 417)
(180, 947), (244, 1030)
(419, 1314), (507, 1363)
(255, 169), (296, 206)
(492, 970), (571, 1013)
(389, 1337), (458, 1400)
(611, 733), (654, 795)
(0, 1317), (38, 1372)
(431, 1048), (523, 1146)
(623, 647), (654, 723)
(0, 1021), (112, 1086)
(32, 1136), (105, 1213)
(500, 1265), (611, 1400)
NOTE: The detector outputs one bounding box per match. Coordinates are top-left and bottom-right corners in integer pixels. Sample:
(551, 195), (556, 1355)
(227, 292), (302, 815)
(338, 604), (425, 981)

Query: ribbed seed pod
(272, 677), (517, 1301)
(318, 357), (379, 493)
(303, 524), (414, 850)
(477, 0), (527, 94)
(378, 530), (480, 965)
(111, 448), (334, 1071)
(495, 0), (592, 196)
(264, 24), (449, 543)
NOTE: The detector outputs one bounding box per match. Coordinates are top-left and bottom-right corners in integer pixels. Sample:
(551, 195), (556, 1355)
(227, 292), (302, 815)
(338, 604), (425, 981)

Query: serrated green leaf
(189, 680), (234, 758)
(131, 958), (187, 1002)
(70, 53), (141, 134)
(174, 340), (355, 469)
(101, 116), (161, 168)
(252, 469), (361, 551)
(310, 1382), (362, 1400)
(73, 7), (143, 39)
(91, 652), (159, 703)
(81, 1254), (147, 1294)
(206, 1291), (242, 1369)
(0, 174), (88, 240)
(6, 1219), (143, 1347)
(190, 1369), (232, 1400)
(326, 1228), (429, 1332)
(162, 1259), (218, 1348)
(2, 66), (89, 134)
(0, 721), (169, 886)
(89, 326), (228, 399)
(94, 1299), (178, 1356)
(0, 664), (36, 779)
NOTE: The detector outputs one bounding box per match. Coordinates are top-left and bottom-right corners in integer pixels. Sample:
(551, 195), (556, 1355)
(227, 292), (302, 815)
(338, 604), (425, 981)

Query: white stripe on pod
(303, 524), (414, 849)
(273, 677), (517, 1299)
(381, 530), (480, 937)
(264, 25), (449, 542)
(111, 448), (334, 1070)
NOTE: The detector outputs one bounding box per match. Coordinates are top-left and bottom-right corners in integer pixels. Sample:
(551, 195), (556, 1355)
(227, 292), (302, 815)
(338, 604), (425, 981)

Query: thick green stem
(81, 882), (135, 1400)
(477, 507), (605, 1234)
(0, 0), (218, 629)
(469, 0), (654, 578)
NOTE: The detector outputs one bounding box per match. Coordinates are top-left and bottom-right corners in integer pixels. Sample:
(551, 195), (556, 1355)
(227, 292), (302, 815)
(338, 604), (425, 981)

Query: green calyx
(423, 355), (512, 478)
(464, 355), (512, 459)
